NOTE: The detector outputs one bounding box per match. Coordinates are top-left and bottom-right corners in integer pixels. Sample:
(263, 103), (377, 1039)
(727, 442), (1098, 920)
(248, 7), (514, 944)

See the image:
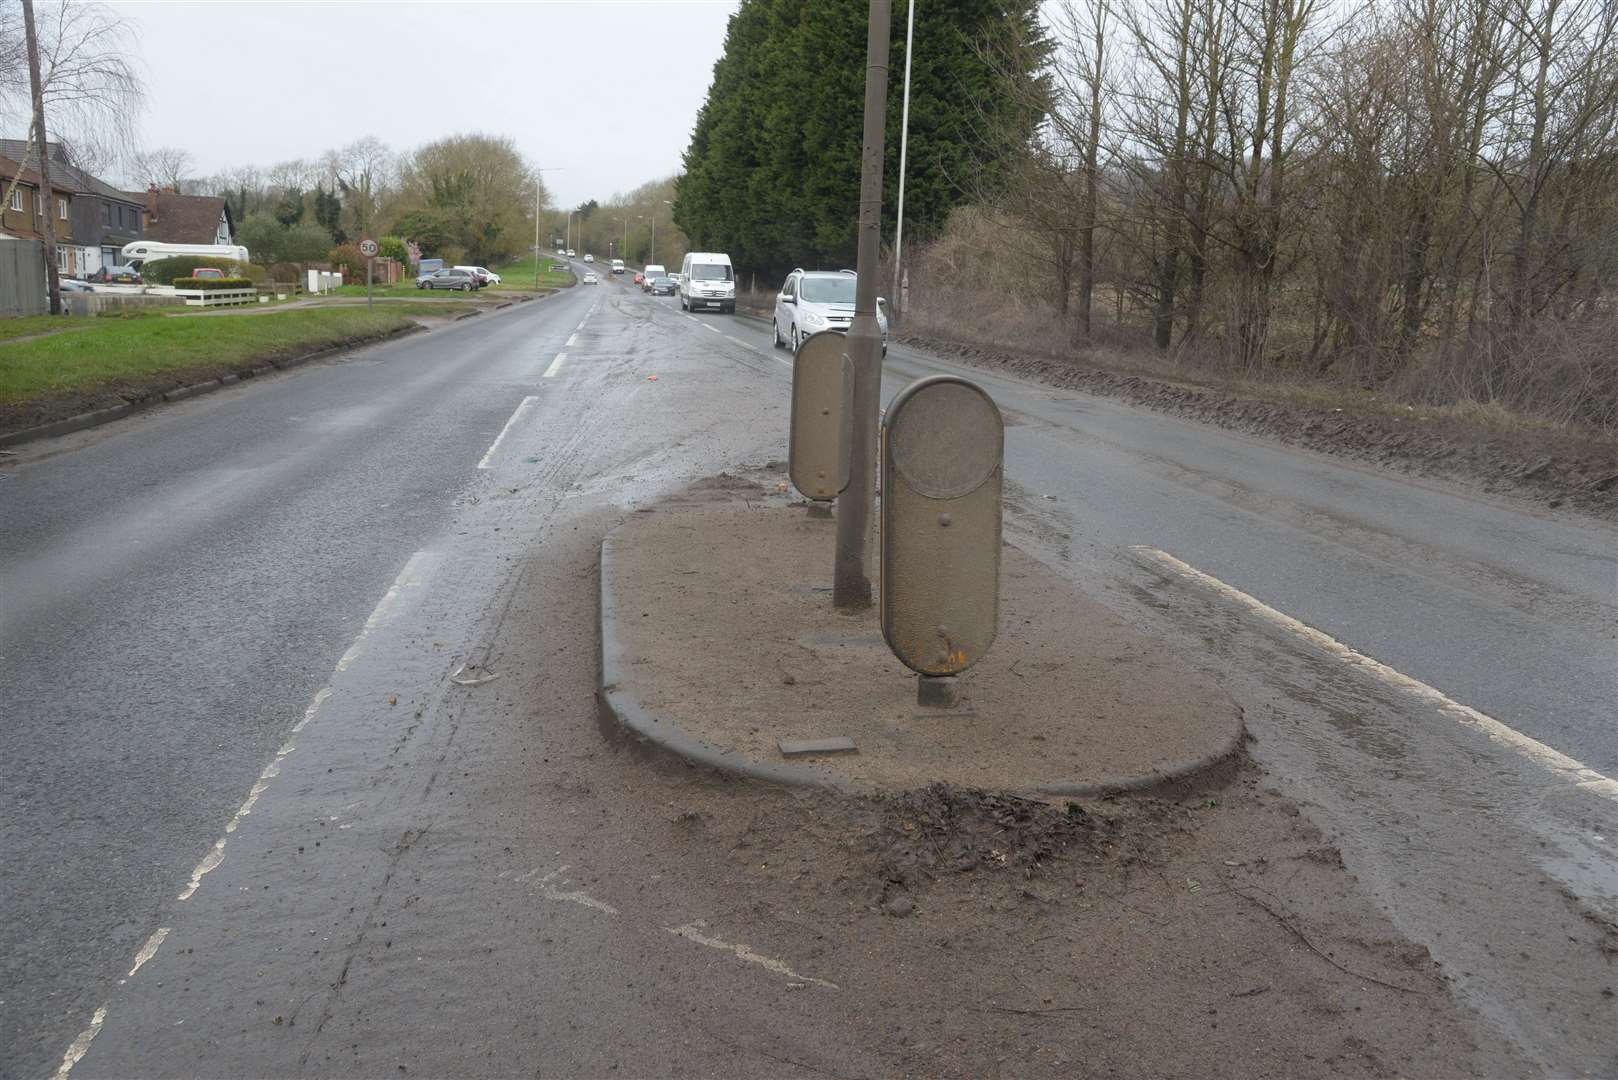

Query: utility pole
(833, 0), (892, 611)
(891, 0), (915, 328)
(531, 167), (561, 288)
(21, 0), (61, 316)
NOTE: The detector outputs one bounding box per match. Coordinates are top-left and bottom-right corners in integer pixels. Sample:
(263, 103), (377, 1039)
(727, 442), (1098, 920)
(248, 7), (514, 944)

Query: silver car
(772, 269), (888, 354)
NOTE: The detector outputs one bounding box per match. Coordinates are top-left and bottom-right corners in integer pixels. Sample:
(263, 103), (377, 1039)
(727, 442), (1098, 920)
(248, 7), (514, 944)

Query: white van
(640, 264), (666, 292)
(679, 252), (735, 313)
(121, 241), (251, 268)
(611, 259), (625, 275)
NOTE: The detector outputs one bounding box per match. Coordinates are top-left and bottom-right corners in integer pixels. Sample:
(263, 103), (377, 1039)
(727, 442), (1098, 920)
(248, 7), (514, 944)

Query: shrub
(328, 243), (367, 282)
(173, 277), (255, 290)
(269, 262), (303, 286)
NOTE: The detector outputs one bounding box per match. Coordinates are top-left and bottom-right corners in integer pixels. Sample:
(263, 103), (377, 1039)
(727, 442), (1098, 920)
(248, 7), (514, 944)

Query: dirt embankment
(903, 333), (1618, 518)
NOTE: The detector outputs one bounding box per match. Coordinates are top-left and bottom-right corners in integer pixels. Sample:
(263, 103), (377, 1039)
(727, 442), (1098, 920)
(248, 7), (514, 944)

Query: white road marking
(477, 395), (540, 469)
(50, 1006), (105, 1080)
(701, 323), (721, 334)
(1132, 546), (1618, 804)
(125, 927), (169, 980)
(565, 332), (578, 347)
(667, 921), (838, 989)
(542, 351), (568, 379)
(178, 550), (432, 903)
(514, 865), (619, 915)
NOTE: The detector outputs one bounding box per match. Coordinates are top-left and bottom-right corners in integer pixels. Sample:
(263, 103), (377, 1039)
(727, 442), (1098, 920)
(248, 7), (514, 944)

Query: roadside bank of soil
(900, 333), (1618, 518)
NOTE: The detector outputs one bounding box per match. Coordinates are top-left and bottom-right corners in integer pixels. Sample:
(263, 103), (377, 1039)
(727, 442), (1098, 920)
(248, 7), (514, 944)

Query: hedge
(142, 257), (262, 285)
(172, 277), (256, 290)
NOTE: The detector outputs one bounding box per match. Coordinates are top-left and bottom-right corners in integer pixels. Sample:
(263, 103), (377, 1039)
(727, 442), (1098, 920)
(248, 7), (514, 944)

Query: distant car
(633, 272), (644, 286)
(86, 264), (140, 284)
(583, 254), (594, 263)
(417, 268), (477, 291)
(567, 249), (576, 257)
(669, 272), (683, 286)
(58, 279), (94, 292)
(639, 264), (666, 292)
(773, 268), (888, 355)
(583, 272), (599, 284)
(191, 267), (226, 279)
(649, 276), (676, 296)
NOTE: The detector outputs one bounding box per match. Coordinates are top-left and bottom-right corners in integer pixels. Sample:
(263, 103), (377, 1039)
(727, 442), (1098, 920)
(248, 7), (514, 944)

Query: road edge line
(1129, 545), (1618, 804)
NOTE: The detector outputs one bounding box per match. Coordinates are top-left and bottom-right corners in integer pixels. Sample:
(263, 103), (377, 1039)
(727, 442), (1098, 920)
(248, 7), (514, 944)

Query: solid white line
(542, 351), (568, 379)
(477, 395), (540, 468)
(565, 332), (578, 347)
(1131, 546), (1618, 804)
(51, 1007), (106, 1080)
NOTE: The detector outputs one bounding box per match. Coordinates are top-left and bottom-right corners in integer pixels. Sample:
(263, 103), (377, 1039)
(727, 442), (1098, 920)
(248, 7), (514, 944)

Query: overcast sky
(108, 1), (740, 207)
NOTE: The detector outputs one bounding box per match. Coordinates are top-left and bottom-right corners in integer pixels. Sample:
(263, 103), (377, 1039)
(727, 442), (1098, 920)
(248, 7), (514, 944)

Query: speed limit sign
(359, 238), (379, 257)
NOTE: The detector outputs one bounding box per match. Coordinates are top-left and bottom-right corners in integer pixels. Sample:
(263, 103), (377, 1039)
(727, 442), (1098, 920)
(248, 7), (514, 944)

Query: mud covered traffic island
(579, 467), (1528, 1075)
(600, 471), (1242, 795)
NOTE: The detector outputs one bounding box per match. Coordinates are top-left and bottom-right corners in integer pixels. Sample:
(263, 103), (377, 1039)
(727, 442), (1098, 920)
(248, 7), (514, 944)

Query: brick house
(0, 140), (145, 275)
(0, 154), (76, 276)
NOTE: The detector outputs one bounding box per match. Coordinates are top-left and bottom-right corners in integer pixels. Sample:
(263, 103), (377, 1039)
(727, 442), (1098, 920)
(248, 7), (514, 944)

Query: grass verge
(0, 307), (417, 410)
(489, 255), (575, 291)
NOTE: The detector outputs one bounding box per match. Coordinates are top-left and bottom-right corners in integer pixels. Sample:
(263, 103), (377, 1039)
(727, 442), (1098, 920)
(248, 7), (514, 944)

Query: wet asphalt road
(2, 269), (1615, 1077)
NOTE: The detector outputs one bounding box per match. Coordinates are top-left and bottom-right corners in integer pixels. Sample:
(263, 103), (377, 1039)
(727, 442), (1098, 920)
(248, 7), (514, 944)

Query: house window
(56, 247), (68, 272)
(58, 197), (67, 220)
(8, 189), (19, 212)
(102, 203), (111, 225)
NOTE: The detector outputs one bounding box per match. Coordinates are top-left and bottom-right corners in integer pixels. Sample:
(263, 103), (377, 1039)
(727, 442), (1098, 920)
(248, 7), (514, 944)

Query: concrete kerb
(595, 523), (1244, 800)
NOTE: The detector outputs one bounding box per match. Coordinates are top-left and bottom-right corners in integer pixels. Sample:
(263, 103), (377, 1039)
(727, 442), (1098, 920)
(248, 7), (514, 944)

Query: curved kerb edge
(597, 527), (1244, 800)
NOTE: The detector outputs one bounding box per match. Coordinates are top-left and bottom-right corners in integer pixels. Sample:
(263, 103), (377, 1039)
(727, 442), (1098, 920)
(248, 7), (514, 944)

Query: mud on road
(901, 333), (1618, 518)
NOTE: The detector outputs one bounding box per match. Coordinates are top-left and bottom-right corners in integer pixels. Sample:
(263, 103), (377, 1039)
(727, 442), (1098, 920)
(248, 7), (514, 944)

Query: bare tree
(0, 0), (142, 211)
(129, 146), (194, 190)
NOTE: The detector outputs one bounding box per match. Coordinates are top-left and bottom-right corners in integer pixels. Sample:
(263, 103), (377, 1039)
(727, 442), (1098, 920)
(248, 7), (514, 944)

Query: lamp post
(891, 0), (915, 327)
(532, 167), (562, 289)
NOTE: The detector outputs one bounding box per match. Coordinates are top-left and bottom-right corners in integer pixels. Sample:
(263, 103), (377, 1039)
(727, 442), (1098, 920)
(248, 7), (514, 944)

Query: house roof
(0, 153), (46, 188)
(0, 139), (137, 202)
(134, 190), (231, 245)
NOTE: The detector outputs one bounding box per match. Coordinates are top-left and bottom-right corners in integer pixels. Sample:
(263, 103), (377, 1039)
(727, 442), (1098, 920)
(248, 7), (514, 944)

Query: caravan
(121, 241), (251, 268)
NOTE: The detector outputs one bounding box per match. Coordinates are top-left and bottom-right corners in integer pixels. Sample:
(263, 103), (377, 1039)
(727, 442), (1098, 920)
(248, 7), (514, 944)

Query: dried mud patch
(903, 332), (1618, 517)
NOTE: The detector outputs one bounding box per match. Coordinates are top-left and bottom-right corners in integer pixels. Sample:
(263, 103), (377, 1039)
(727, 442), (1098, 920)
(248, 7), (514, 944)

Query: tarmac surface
(2, 265), (1614, 1077)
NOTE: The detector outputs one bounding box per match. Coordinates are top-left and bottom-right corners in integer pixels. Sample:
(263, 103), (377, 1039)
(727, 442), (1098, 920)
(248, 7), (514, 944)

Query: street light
(532, 167), (562, 289)
(891, 0), (915, 326)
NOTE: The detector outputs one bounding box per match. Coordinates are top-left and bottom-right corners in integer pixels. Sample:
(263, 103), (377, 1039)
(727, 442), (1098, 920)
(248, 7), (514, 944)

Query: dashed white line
(51, 1007), (105, 1080)
(668, 921), (838, 989)
(542, 351), (568, 379)
(477, 395), (541, 468)
(1131, 546), (1618, 804)
(565, 332), (578, 347)
(124, 927), (169, 980)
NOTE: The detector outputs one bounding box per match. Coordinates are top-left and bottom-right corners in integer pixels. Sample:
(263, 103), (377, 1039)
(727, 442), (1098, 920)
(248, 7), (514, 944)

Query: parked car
(640, 264), (666, 292)
(773, 268), (888, 354)
(191, 267), (226, 280)
(583, 254), (594, 263)
(453, 265), (497, 287)
(679, 252), (735, 313)
(633, 272), (645, 286)
(58, 279), (94, 292)
(86, 264), (141, 284)
(583, 272), (599, 284)
(417, 268), (477, 291)
(649, 276), (677, 296)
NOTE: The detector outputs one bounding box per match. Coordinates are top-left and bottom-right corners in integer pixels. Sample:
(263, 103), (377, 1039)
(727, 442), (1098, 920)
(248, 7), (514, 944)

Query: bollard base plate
(917, 675), (957, 708)
(806, 502), (834, 519)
